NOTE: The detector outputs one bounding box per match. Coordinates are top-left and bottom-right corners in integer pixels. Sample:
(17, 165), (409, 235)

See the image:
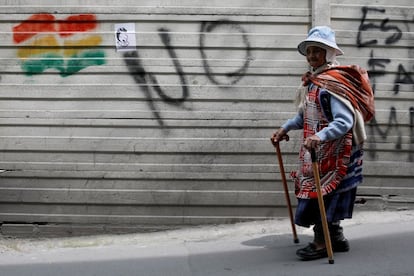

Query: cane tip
(294, 238), (300, 244)
(329, 259), (335, 264)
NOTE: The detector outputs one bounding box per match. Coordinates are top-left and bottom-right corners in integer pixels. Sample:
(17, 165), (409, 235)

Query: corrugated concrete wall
(330, 0), (414, 202)
(0, 0), (412, 235)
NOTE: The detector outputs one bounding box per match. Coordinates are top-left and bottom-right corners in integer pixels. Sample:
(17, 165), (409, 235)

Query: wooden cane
(274, 142), (299, 244)
(310, 148), (334, 264)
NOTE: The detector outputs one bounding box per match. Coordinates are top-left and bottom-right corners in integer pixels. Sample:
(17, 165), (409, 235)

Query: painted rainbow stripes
(13, 13), (106, 77)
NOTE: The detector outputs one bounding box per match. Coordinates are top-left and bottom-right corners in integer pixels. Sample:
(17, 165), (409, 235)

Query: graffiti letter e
(357, 7), (402, 47)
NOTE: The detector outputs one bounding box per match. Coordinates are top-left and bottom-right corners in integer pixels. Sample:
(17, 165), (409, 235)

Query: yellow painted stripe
(63, 35), (102, 57)
(17, 35), (60, 59)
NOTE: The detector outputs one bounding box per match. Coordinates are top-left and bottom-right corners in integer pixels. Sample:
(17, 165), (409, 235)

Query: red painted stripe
(12, 13), (56, 44)
(58, 14), (97, 37)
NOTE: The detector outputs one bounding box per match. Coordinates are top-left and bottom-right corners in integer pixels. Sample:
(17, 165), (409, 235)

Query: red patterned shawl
(303, 65), (375, 122)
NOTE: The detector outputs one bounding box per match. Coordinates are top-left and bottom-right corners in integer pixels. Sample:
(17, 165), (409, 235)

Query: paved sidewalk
(1, 210), (414, 276)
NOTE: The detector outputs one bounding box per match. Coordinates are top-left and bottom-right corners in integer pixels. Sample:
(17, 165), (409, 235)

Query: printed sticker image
(115, 23), (137, 52)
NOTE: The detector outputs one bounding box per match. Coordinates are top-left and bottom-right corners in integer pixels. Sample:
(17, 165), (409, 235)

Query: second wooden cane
(311, 148), (334, 264)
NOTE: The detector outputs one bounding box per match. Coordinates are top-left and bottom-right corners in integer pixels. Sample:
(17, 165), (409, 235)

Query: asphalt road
(1, 210), (413, 276)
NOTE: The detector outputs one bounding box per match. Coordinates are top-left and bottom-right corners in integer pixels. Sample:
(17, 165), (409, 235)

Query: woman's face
(306, 46), (326, 69)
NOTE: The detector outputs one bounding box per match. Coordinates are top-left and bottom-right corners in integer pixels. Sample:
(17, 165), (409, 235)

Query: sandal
(333, 239), (350, 252)
(296, 243), (327, 261)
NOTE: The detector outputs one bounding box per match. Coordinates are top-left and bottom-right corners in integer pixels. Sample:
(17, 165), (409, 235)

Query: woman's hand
(304, 134), (321, 150)
(271, 128), (290, 146)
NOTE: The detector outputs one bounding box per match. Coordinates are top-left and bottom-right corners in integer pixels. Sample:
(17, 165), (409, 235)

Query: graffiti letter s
(357, 7), (402, 47)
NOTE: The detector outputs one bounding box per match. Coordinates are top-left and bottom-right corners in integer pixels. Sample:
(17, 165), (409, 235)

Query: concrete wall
(0, 0), (412, 235)
(330, 0), (414, 202)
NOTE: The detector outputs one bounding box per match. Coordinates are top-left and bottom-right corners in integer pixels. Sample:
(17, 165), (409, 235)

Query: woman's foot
(332, 238), (350, 252)
(296, 239), (350, 261)
(296, 243), (327, 261)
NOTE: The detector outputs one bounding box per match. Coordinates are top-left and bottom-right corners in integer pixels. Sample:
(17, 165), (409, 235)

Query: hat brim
(297, 39), (344, 56)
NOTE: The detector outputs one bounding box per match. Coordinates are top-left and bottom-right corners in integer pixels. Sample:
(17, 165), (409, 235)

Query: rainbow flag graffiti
(13, 13), (106, 77)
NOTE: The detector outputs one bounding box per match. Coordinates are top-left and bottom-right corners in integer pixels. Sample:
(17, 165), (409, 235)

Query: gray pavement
(1, 210), (414, 276)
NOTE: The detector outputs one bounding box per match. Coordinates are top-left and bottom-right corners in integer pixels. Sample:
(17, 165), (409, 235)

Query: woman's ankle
(312, 241), (326, 250)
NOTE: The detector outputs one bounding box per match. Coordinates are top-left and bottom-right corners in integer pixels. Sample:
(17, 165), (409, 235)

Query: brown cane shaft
(311, 149), (334, 264)
(275, 143), (299, 243)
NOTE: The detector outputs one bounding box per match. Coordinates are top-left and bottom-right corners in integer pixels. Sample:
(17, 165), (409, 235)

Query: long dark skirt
(294, 187), (357, 228)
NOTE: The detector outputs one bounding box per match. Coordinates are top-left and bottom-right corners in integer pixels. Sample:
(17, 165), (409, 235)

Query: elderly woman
(271, 26), (374, 261)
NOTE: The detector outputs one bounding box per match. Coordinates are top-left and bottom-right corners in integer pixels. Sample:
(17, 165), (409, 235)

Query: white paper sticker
(114, 23), (136, 51)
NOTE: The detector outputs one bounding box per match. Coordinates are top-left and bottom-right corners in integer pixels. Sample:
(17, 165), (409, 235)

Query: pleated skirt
(295, 186), (357, 227)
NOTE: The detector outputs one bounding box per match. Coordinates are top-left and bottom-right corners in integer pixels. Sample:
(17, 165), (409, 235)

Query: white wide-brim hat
(297, 26), (344, 56)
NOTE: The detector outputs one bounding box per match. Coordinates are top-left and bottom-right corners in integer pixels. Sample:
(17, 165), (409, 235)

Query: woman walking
(271, 26), (374, 261)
